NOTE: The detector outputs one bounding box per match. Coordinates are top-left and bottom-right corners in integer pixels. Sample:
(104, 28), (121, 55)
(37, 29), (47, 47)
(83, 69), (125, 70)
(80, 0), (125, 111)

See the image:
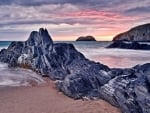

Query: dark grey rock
(113, 23), (150, 41)
(76, 36), (96, 41)
(0, 28), (150, 113)
(107, 41), (150, 50)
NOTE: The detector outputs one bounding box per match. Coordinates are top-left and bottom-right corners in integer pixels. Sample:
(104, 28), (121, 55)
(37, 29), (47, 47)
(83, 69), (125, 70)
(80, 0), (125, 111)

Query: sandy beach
(0, 78), (121, 113)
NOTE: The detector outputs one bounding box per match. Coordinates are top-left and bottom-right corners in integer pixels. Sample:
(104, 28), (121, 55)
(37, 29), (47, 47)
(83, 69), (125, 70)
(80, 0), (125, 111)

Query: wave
(76, 47), (150, 68)
(0, 62), (45, 87)
(0, 43), (45, 87)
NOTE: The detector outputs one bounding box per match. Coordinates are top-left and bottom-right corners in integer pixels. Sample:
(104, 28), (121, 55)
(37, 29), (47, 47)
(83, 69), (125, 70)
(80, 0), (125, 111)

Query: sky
(0, 0), (150, 41)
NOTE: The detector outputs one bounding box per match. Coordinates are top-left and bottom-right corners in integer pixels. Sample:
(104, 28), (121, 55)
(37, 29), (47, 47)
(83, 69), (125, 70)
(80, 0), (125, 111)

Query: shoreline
(0, 78), (121, 113)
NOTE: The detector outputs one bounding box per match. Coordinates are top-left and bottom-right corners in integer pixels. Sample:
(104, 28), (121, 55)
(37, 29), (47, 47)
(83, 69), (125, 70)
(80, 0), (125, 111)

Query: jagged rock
(0, 28), (108, 81)
(76, 36), (96, 41)
(99, 65), (150, 113)
(57, 61), (110, 99)
(0, 28), (150, 113)
(107, 41), (150, 50)
(113, 23), (150, 41)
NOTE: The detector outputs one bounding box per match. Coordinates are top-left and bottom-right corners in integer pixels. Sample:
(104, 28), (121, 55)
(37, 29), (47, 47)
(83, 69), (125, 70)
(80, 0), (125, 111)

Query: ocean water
(0, 41), (45, 87)
(1, 41), (150, 86)
(61, 41), (150, 68)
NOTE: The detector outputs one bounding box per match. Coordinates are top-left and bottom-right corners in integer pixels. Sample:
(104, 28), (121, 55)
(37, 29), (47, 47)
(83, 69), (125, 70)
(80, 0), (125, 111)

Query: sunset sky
(0, 0), (150, 41)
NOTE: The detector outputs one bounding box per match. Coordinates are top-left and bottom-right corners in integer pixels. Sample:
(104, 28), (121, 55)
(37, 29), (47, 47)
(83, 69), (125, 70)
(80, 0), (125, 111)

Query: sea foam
(0, 62), (45, 87)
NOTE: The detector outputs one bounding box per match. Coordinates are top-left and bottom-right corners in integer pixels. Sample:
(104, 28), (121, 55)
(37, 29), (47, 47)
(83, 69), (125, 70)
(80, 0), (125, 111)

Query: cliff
(113, 23), (150, 41)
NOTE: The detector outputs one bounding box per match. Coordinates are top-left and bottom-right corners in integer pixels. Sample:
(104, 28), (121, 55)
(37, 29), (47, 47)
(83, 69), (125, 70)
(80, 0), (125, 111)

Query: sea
(1, 41), (150, 86)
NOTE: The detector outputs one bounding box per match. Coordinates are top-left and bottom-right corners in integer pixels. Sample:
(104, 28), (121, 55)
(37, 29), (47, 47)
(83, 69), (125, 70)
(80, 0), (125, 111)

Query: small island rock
(76, 36), (96, 41)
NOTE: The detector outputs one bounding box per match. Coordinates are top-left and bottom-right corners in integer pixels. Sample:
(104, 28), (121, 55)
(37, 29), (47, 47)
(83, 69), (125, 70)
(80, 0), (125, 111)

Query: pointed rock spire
(27, 28), (53, 46)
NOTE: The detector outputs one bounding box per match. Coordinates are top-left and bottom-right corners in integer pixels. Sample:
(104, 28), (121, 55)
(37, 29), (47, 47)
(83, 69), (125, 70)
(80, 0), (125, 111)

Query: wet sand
(0, 79), (121, 113)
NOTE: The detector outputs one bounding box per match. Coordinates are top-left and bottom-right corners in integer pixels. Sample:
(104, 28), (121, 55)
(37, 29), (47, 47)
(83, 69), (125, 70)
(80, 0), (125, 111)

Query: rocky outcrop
(107, 23), (150, 50)
(101, 65), (150, 113)
(76, 36), (96, 41)
(113, 23), (150, 41)
(107, 41), (150, 50)
(0, 28), (150, 113)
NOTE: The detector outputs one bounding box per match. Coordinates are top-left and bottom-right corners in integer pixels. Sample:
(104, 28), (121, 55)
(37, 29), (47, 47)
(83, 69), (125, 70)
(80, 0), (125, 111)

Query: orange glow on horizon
(51, 28), (126, 41)
(52, 35), (114, 41)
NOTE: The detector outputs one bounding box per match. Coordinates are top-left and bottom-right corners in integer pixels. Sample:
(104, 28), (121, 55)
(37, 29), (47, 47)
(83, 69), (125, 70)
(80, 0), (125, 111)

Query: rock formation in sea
(107, 41), (150, 50)
(113, 23), (150, 41)
(0, 28), (150, 113)
(76, 36), (96, 41)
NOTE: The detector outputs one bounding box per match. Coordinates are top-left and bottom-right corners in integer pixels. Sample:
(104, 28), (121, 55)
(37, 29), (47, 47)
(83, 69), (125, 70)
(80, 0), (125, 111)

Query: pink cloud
(59, 10), (138, 22)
